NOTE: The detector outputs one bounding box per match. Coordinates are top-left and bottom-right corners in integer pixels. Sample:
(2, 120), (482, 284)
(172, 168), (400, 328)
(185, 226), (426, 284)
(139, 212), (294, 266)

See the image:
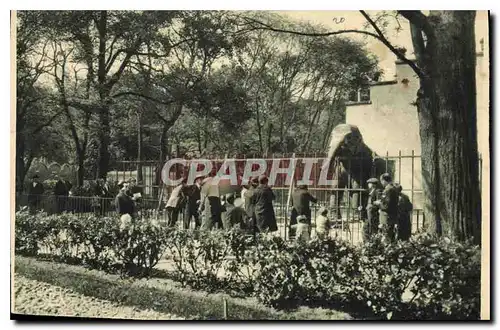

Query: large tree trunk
(136, 111), (143, 183)
(76, 149), (85, 186)
(160, 123), (169, 162)
(415, 11), (481, 244)
(96, 11), (110, 180)
(96, 107), (110, 179)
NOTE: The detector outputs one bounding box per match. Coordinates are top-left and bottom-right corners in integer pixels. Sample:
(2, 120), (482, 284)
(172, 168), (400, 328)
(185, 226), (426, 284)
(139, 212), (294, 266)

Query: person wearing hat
(182, 175), (203, 229)
(115, 180), (135, 219)
(249, 175), (278, 233)
(373, 173), (399, 242)
(53, 174), (70, 214)
(166, 178), (187, 227)
(363, 177), (381, 242)
(198, 175), (224, 231)
(395, 184), (413, 241)
(28, 173), (44, 214)
(290, 184), (318, 238)
(221, 192), (246, 231)
(242, 176), (259, 228)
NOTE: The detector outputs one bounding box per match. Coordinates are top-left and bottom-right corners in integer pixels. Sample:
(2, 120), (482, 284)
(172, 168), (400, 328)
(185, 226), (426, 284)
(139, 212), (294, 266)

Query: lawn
(13, 256), (353, 320)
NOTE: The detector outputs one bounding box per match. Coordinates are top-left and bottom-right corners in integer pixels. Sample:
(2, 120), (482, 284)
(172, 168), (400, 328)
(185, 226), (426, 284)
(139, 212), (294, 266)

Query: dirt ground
(13, 274), (186, 320)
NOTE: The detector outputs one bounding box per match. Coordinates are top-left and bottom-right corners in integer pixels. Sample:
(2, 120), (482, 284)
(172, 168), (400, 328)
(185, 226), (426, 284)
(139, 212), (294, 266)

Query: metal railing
(15, 193), (426, 246)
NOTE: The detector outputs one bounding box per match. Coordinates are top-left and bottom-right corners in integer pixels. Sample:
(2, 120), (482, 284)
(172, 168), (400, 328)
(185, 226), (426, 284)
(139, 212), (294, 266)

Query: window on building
(347, 87), (371, 103)
(348, 90), (358, 102)
(359, 88), (370, 102)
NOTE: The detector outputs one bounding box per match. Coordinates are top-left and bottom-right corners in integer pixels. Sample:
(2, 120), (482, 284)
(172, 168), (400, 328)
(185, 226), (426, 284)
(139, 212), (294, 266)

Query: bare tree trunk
(96, 108), (110, 179)
(76, 149), (85, 186)
(414, 11), (481, 243)
(160, 124), (169, 162)
(96, 11), (111, 180)
(136, 110), (143, 182)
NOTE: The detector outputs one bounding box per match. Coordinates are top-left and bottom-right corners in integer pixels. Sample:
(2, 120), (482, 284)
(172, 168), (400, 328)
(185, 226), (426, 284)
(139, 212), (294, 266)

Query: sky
(276, 10), (489, 81)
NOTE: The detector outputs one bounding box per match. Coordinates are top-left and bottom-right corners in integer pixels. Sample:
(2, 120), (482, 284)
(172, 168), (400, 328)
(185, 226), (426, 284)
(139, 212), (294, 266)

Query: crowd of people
(160, 174), (279, 234)
(26, 174), (73, 214)
(24, 170), (414, 243)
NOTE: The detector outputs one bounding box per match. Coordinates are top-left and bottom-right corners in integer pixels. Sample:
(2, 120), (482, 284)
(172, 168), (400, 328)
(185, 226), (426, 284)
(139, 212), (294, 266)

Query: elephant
(323, 124), (393, 220)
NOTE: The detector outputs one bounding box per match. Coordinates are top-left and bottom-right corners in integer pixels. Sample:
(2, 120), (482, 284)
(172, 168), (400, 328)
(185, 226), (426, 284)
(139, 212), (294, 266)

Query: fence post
(284, 153), (296, 240)
(398, 150), (402, 184)
(223, 298), (228, 320)
(385, 151), (389, 173)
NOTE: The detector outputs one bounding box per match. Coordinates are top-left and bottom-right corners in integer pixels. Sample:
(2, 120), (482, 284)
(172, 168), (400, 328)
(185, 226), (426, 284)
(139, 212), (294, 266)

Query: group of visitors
(289, 173), (413, 243)
(25, 169), (414, 243)
(364, 173), (413, 242)
(164, 174), (279, 234)
(26, 173), (73, 214)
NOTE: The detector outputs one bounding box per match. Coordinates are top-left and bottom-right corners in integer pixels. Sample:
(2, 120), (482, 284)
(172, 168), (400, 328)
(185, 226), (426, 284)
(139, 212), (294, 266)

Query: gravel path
(13, 275), (186, 320)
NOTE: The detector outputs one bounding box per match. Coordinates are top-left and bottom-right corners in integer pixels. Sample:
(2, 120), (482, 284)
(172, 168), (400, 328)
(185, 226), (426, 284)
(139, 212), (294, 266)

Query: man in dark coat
(28, 174), (44, 213)
(395, 184), (413, 241)
(373, 173), (399, 242)
(166, 179), (187, 227)
(115, 181), (135, 218)
(291, 184), (317, 223)
(289, 184), (317, 238)
(363, 178), (381, 242)
(183, 175), (202, 229)
(243, 177), (259, 229)
(250, 175), (278, 233)
(53, 175), (70, 213)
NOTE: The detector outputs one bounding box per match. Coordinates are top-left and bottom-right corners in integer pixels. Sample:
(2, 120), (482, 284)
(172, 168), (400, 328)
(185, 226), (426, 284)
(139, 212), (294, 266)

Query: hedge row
(14, 210), (481, 320)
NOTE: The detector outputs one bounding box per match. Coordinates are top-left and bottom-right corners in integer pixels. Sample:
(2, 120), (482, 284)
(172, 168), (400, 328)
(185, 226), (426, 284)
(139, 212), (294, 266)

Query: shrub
(14, 210), (168, 277)
(402, 234), (481, 320)
(14, 210), (481, 320)
(348, 233), (481, 320)
(253, 237), (359, 309)
(112, 218), (167, 277)
(15, 210), (43, 256)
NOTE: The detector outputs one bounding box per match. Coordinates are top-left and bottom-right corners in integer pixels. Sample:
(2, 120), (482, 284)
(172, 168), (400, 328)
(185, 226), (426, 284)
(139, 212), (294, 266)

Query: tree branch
(397, 10), (434, 40)
(409, 23), (426, 67)
(31, 109), (66, 135)
(359, 10), (424, 78)
(111, 91), (176, 106)
(105, 49), (125, 74)
(242, 16), (382, 42)
(242, 13), (424, 78)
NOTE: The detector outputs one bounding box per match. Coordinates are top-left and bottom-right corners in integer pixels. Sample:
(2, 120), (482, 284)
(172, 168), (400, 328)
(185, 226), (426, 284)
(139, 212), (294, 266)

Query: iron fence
(15, 193), (426, 246)
(114, 151), (426, 206)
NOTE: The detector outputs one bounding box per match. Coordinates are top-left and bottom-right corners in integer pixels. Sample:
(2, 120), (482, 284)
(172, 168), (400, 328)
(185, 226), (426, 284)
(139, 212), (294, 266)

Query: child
(292, 215), (310, 243)
(314, 207), (331, 240)
(222, 193), (246, 231)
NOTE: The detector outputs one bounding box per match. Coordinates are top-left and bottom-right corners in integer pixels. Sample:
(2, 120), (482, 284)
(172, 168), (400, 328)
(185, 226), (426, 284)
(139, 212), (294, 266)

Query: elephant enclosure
(21, 151), (482, 245)
(113, 151), (426, 206)
(110, 151), (433, 243)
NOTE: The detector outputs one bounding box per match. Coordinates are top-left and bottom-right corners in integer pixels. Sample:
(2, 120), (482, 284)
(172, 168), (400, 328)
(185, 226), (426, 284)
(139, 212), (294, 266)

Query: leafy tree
(34, 10), (182, 179)
(16, 12), (67, 191)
